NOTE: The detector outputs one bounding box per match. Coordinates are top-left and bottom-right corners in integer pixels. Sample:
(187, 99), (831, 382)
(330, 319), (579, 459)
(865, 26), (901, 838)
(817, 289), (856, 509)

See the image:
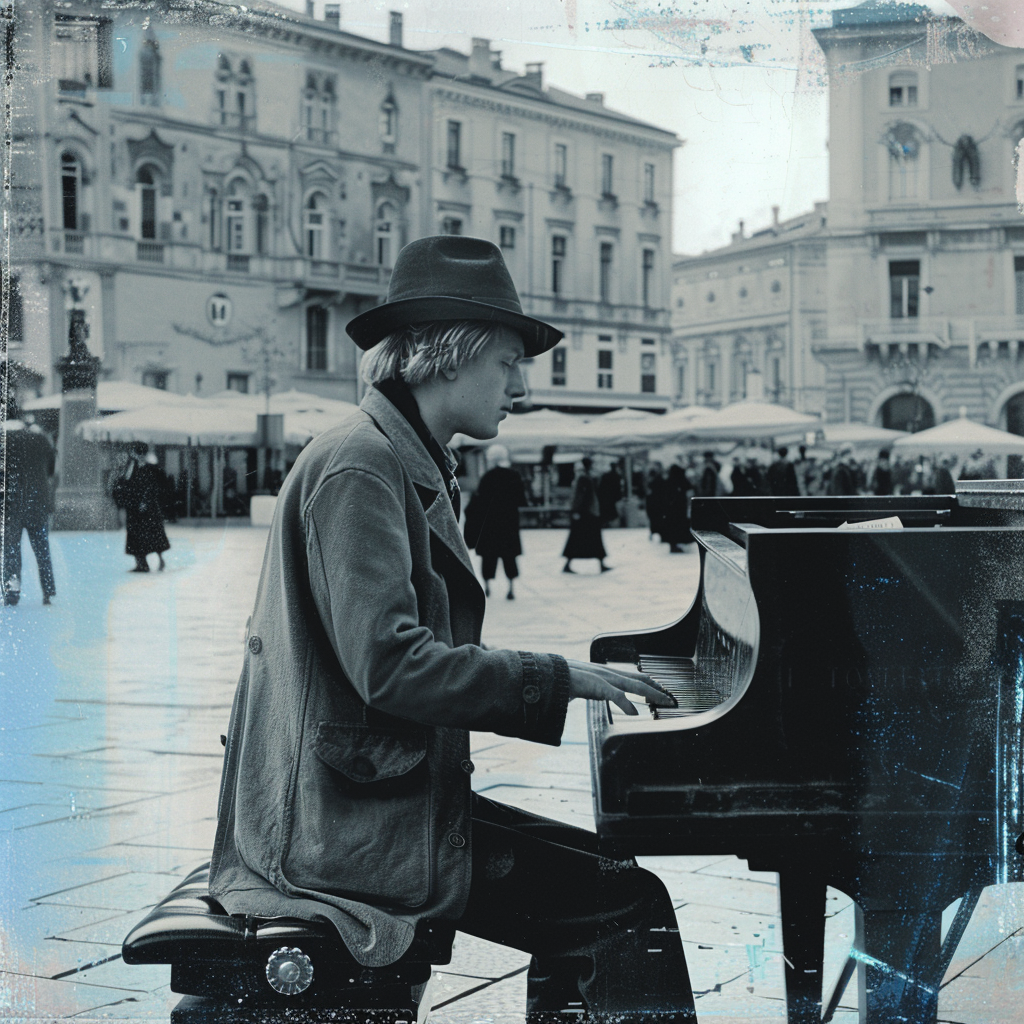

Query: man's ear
(441, 367), (458, 381)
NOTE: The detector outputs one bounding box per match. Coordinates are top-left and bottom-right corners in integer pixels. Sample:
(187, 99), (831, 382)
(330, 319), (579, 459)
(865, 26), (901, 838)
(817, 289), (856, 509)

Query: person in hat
(112, 444), (170, 572)
(209, 236), (695, 1021)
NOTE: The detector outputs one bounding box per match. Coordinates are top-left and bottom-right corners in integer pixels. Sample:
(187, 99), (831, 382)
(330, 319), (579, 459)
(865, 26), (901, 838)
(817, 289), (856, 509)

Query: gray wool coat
(209, 387), (571, 967)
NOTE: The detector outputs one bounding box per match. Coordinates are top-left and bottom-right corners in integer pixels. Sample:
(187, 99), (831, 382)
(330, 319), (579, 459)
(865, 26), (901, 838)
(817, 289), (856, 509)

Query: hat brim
(346, 296), (564, 357)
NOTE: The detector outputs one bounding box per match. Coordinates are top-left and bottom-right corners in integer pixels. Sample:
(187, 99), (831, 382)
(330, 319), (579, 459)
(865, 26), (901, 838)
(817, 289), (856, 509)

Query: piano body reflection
(588, 494), (1024, 1023)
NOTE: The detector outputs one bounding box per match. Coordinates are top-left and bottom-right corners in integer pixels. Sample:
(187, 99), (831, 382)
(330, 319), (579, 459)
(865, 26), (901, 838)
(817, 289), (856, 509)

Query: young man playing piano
(209, 236), (696, 1021)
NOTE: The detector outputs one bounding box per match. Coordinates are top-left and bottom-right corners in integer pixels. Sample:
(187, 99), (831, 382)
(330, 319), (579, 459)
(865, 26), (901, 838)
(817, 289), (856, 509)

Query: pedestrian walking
(827, 447), (859, 496)
(113, 445), (170, 572)
(766, 446), (800, 496)
(463, 444), (526, 599)
(644, 463), (668, 541)
(2, 409), (57, 607)
(597, 462), (624, 527)
(698, 450), (721, 496)
(662, 463), (694, 553)
(562, 457), (611, 573)
(208, 235), (694, 1022)
(869, 450), (893, 496)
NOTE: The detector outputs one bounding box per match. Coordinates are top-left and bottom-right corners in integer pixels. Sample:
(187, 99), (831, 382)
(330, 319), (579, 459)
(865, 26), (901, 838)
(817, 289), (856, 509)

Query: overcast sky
(273, 0), (960, 256)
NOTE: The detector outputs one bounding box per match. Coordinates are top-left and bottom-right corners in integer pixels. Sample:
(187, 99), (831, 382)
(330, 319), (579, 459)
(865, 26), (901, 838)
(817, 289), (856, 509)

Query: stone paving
(0, 524), (1021, 1022)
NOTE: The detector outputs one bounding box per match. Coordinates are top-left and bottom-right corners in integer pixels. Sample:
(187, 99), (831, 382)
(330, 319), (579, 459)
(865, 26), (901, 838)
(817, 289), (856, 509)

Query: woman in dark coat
(644, 463), (668, 541)
(661, 463), (694, 553)
(464, 445), (526, 599)
(562, 457), (610, 573)
(113, 448), (171, 572)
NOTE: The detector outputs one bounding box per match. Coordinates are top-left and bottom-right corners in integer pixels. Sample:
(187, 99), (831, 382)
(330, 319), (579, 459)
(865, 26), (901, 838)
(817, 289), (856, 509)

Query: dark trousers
(3, 518), (56, 598)
(455, 793), (696, 1021)
(480, 553), (519, 581)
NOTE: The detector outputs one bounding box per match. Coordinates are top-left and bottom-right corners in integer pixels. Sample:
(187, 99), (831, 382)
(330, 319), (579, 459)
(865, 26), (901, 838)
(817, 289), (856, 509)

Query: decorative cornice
(432, 86), (677, 150)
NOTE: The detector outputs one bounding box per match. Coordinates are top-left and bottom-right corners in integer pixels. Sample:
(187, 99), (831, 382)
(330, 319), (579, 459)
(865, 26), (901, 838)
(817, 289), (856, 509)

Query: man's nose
(508, 364), (526, 399)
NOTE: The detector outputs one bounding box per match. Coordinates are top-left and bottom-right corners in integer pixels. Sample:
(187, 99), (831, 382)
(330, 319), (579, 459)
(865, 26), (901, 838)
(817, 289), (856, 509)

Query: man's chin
(464, 426), (500, 441)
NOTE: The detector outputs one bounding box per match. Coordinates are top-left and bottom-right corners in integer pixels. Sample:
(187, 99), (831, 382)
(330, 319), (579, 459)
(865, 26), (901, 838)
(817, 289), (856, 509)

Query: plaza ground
(0, 525), (1021, 1022)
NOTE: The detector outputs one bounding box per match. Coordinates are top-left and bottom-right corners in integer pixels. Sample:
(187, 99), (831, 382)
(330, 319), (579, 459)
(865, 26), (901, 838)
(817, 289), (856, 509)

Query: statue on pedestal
(52, 277), (117, 530)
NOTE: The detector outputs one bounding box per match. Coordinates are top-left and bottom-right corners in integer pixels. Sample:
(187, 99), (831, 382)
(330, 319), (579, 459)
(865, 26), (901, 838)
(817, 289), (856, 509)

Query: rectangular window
(142, 370), (169, 390)
(676, 364), (685, 398)
(554, 143), (567, 188)
(598, 347), (613, 389)
(447, 120), (462, 169)
(306, 305), (328, 371)
(551, 235), (566, 295)
(601, 153), (614, 198)
(643, 162), (655, 203)
(772, 356), (782, 393)
(1015, 255), (1024, 314)
(641, 352), (656, 393)
(501, 132), (516, 179)
(441, 216), (462, 236)
(641, 337), (655, 345)
(1018, 72), (1024, 100)
(889, 260), (920, 319)
(499, 225), (515, 249)
(226, 372), (250, 393)
(551, 346), (566, 386)
(53, 15), (113, 89)
(642, 249), (655, 307)
(707, 362), (716, 394)
(599, 242), (613, 303)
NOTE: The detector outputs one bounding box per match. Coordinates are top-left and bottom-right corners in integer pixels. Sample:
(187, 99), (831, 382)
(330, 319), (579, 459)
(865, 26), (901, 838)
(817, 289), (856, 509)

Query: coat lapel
(360, 389), (479, 584)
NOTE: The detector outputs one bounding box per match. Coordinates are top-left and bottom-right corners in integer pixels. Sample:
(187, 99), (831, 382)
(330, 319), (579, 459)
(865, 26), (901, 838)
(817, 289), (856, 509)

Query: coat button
(522, 685), (540, 704)
(461, 759), (475, 774)
(448, 832), (466, 848)
(248, 635), (263, 655)
(349, 756), (376, 779)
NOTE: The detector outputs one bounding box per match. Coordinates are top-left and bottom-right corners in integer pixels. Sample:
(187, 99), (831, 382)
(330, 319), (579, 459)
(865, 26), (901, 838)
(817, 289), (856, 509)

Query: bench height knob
(266, 946), (314, 995)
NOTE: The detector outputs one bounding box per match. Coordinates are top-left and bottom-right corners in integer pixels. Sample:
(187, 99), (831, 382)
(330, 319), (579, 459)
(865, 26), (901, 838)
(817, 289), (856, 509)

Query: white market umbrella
(586, 404), (718, 448)
(453, 408), (594, 453)
(822, 423), (909, 447)
(687, 400), (821, 442)
(77, 400), (208, 445)
(891, 415), (1024, 455)
(23, 381), (194, 414)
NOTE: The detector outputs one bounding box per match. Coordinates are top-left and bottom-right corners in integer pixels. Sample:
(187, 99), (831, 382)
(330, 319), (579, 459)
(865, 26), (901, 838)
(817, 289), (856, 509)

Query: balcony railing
(226, 254), (250, 273)
(860, 317), (951, 347)
(303, 126), (337, 146)
(63, 231), (85, 254)
(308, 259), (339, 278)
(137, 241), (165, 263)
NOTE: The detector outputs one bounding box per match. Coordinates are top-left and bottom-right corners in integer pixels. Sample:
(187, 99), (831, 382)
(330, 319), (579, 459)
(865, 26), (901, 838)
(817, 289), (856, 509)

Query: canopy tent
(203, 388), (360, 419)
(453, 408), (595, 454)
(584, 405), (718, 448)
(821, 423), (909, 448)
(890, 416), (1024, 455)
(22, 380), (195, 414)
(686, 400), (822, 442)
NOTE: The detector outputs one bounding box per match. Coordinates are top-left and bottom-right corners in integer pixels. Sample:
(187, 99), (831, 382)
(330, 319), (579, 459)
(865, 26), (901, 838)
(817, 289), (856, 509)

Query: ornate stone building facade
(8, 1), (678, 417)
(812, 3), (1024, 433)
(424, 41), (679, 413)
(670, 206), (829, 414)
(10, 0), (430, 405)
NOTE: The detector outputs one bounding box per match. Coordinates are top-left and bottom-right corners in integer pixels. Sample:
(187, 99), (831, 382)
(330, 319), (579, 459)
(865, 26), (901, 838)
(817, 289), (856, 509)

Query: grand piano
(588, 492), (1024, 1023)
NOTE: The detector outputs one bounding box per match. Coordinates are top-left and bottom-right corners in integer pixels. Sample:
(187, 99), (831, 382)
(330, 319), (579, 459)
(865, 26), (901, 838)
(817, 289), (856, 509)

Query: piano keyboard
(638, 655), (724, 718)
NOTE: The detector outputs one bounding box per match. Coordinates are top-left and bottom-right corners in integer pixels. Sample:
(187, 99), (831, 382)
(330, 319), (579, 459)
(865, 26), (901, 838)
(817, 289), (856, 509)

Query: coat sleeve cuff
(516, 651), (571, 746)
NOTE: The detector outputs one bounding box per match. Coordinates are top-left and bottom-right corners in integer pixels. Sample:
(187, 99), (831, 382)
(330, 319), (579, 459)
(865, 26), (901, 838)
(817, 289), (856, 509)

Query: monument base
(52, 488), (120, 531)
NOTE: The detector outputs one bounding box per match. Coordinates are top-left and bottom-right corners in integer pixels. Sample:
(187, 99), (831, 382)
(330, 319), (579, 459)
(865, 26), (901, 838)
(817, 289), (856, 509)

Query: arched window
(376, 201), (395, 266)
(886, 123), (922, 200)
(139, 37), (161, 105)
(304, 192), (326, 259)
(880, 393), (934, 433)
(889, 71), (918, 107)
(61, 151), (81, 230)
(253, 194), (269, 256)
(136, 165), (159, 239)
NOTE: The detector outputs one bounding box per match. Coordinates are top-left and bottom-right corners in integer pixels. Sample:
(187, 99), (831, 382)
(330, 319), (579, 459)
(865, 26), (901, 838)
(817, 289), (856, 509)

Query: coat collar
(359, 388), (477, 582)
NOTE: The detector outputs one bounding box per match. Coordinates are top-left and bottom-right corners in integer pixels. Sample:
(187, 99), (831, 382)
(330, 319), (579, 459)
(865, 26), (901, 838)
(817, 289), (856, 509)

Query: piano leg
(855, 908), (942, 1023)
(777, 869), (827, 1024)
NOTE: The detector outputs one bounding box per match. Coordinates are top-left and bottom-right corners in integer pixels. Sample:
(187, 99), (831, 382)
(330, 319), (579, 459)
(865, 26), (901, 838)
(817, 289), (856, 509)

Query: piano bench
(122, 863), (454, 1024)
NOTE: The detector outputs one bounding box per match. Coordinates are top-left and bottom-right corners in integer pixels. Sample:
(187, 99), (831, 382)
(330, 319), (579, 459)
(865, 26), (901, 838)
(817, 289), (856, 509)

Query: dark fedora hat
(346, 235), (563, 357)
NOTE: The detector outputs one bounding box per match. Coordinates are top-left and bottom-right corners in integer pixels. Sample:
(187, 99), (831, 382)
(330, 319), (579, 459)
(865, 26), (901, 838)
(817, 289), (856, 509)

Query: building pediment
(299, 159), (340, 186)
(126, 129), (174, 177)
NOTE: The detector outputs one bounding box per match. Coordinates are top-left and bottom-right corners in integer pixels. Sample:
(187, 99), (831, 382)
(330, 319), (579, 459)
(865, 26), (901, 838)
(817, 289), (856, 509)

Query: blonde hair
(360, 320), (500, 386)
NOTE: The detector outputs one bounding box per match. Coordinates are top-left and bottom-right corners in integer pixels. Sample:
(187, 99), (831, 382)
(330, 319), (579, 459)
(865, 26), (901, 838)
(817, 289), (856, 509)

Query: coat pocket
(283, 723), (431, 909)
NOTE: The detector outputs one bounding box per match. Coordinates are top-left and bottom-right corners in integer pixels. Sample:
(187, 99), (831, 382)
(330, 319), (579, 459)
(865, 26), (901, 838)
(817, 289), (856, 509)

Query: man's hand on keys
(564, 659), (678, 716)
